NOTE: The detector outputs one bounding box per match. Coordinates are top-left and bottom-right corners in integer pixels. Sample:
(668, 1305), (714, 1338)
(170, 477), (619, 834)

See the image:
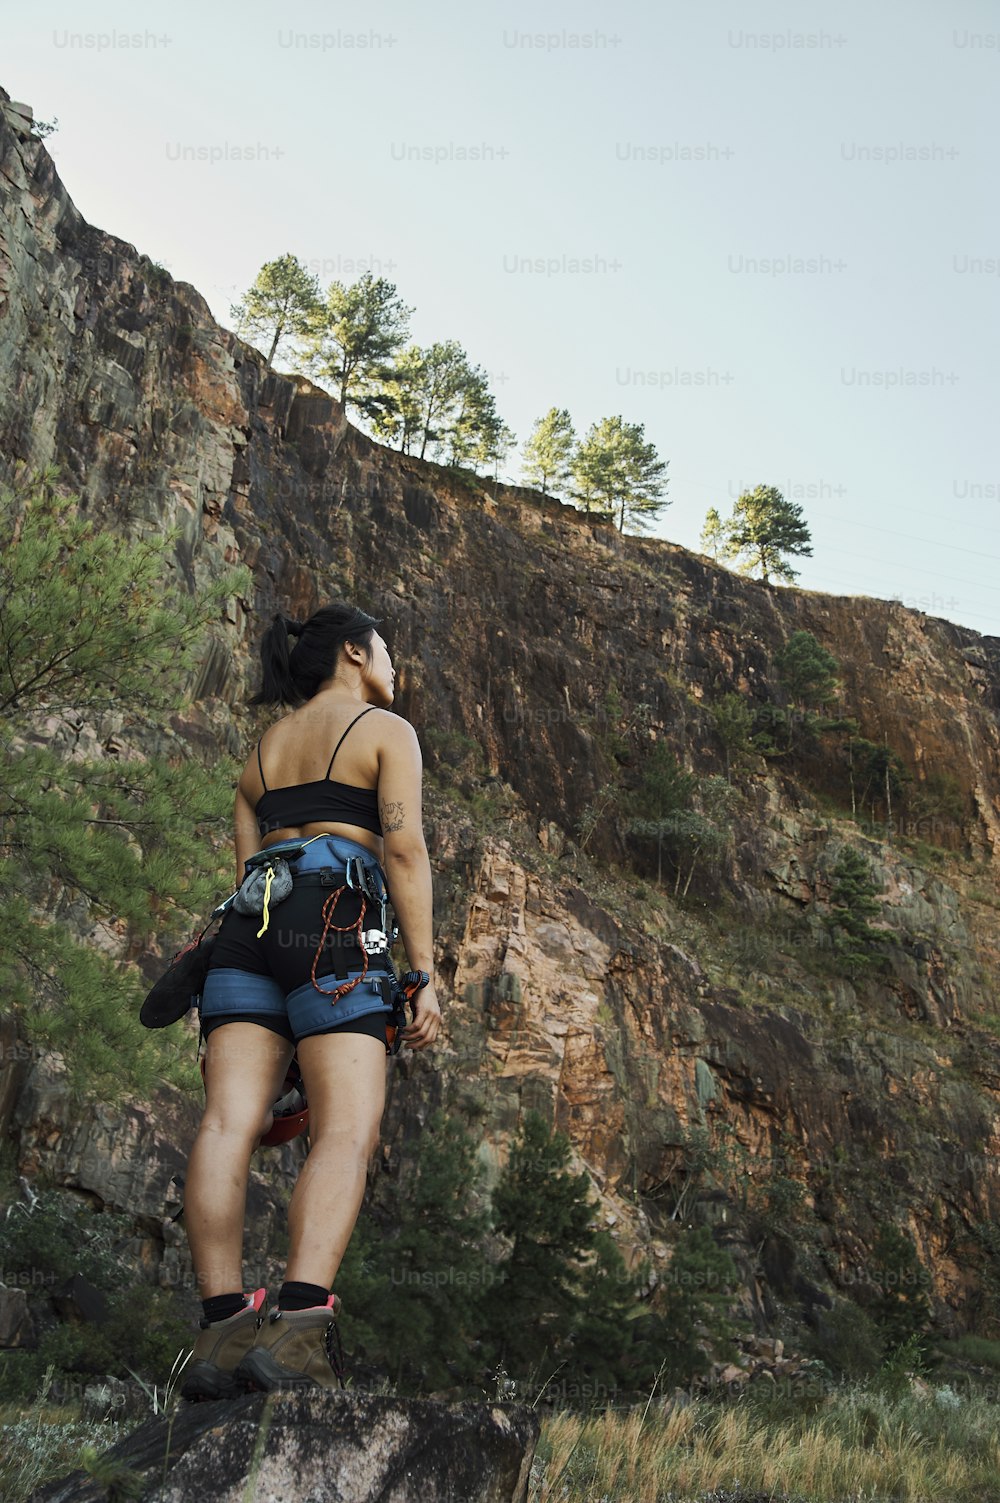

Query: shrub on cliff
(0, 467), (250, 1100)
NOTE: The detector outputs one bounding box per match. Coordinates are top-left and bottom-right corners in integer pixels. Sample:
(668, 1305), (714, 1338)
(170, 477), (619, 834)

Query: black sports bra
(255, 707), (382, 838)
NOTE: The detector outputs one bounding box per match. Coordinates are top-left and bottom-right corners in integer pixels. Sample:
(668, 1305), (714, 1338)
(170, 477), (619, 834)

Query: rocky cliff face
(3, 86), (1000, 1368)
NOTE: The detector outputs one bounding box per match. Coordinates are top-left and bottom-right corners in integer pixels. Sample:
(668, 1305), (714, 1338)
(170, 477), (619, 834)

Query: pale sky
(5, 0), (999, 635)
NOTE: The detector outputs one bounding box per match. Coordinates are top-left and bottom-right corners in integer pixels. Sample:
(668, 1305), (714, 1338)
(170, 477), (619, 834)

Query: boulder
(31, 1390), (540, 1503)
(0, 1283), (36, 1348)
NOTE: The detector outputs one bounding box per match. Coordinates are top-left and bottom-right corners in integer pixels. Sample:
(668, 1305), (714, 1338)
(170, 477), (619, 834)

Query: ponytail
(247, 603), (379, 708)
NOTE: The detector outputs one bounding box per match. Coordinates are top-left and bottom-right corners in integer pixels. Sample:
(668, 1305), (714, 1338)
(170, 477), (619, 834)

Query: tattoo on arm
(379, 799), (406, 834)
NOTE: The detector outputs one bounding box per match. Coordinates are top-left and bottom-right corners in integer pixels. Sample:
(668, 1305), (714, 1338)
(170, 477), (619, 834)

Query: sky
(5, 0), (999, 637)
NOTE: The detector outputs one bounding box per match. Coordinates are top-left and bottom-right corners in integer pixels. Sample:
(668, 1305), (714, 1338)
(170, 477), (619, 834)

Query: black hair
(247, 602), (381, 708)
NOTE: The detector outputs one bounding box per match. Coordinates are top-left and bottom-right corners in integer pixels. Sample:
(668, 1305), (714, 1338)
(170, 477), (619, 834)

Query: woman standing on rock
(180, 603), (441, 1399)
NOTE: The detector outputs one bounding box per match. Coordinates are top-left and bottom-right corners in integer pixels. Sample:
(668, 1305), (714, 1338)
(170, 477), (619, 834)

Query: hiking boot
(180, 1288), (267, 1401)
(234, 1294), (345, 1392)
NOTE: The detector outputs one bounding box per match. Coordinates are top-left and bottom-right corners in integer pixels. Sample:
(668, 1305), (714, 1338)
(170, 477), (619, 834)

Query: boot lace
(325, 1316), (346, 1389)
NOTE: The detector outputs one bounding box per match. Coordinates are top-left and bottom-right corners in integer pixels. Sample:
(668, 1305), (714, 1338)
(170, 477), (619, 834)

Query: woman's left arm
(234, 785), (261, 886)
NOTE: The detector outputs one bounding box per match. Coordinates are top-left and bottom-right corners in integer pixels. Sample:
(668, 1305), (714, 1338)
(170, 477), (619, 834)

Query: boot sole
(181, 1359), (250, 1402)
(235, 1347), (337, 1393)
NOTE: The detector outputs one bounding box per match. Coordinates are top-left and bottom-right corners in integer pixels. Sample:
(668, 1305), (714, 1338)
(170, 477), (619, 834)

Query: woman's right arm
(377, 718), (441, 1050)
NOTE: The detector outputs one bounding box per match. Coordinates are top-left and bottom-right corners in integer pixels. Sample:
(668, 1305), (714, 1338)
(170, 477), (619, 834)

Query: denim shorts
(199, 834), (397, 1046)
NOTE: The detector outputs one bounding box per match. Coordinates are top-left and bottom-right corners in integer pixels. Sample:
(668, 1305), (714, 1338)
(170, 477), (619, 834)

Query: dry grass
(529, 1381), (1000, 1503)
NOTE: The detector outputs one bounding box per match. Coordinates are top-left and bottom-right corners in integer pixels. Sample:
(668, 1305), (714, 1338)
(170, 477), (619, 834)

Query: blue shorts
(200, 835), (397, 1047)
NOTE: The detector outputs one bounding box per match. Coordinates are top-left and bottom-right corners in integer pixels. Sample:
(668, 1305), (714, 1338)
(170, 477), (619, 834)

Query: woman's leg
(185, 1021), (294, 1299)
(284, 1029), (386, 1289)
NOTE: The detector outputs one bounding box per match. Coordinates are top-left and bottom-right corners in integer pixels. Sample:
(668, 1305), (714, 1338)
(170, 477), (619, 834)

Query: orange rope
(309, 885), (370, 1001)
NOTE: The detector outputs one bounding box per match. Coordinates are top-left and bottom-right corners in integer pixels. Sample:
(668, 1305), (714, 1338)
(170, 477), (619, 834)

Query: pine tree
(700, 506), (727, 561)
(335, 1110), (490, 1390)
(230, 253), (321, 371)
(410, 340), (473, 460)
(709, 692), (757, 781)
(445, 366), (513, 476)
(370, 343), (428, 452)
(775, 630), (840, 709)
(521, 408), (576, 496)
(637, 1227), (742, 1389)
(723, 484), (812, 584)
(568, 1231), (646, 1399)
(0, 469), (250, 1100)
(484, 1111), (599, 1376)
(570, 416), (669, 533)
(623, 742), (696, 887)
(868, 1223), (933, 1354)
(820, 845), (886, 974)
(303, 271), (413, 421)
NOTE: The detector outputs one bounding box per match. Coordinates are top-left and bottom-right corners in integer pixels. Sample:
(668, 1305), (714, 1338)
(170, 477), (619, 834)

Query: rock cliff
(3, 84), (1000, 1379)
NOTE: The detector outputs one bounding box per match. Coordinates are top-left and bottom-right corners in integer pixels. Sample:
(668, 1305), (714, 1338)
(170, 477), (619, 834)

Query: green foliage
(336, 1110), (490, 1390)
(937, 1332), (1000, 1371)
(805, 1299), (885, 1381)
(700, 506), (725, 561)
(866, 1225), (933, 1355)
(570, 415), (669, 534)
(709, 692), (758, 779)
(521, 407), (576, 496)
(370, 338), (512, 476)
(79, 1448), (145, 1501)
(444, 365), (515, 477)
(872, 1332), (933, 1402)
(775, 631), (840, 708)
(844, 736), (911, 825)
(623, 752), (737, 899)
(721, 483), (813, 584)
(639, 1226), (742, 1389)
(0, 1412), (122, 1503)
(0, 1191), (131, 1289)
(369, 341), (428, 452)
(422, 725), (482, 784)
(0, 1192), (190, 1402)
(568, 1232), (646, 1393)
(0, 470), (247, 1098)
(484, 1110), (599, 1372)
(302, 270), (414, 420)
(230, 252), (321, 370)
(820, 846), (891, 976)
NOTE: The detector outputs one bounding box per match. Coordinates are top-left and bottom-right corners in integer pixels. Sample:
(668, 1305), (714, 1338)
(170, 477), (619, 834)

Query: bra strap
(325, 706), (378, 779)
(257, 737), (267, 792)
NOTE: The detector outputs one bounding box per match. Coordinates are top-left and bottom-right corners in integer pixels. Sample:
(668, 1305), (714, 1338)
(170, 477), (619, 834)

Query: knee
(197, 1112), (261, 1148)
(310, 1120), (381, 1169)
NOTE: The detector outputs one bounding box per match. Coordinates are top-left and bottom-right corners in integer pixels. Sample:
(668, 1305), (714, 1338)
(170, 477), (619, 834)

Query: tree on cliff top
(570, 416), (669, 533)
(445, 365), (516, 478)
(303, 270), (414, 422)
(0, 468), (249, 1101)
(230, 253), (321, 371)
(521, 407), (576, 496)
(722, 484), (813, 584)
(372, 339), (514, 476)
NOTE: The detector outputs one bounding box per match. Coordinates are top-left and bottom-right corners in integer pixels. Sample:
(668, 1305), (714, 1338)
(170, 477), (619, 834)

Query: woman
(180, 603), (441, 1399)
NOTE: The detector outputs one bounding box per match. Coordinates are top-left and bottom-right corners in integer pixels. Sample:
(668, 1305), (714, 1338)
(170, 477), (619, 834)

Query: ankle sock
(278, 1280), (329, 1311)
(202, 1290), (246, 1324)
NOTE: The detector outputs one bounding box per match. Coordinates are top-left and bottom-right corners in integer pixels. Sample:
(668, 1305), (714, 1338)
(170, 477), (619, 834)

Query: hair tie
(287, 619), (304, 638)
